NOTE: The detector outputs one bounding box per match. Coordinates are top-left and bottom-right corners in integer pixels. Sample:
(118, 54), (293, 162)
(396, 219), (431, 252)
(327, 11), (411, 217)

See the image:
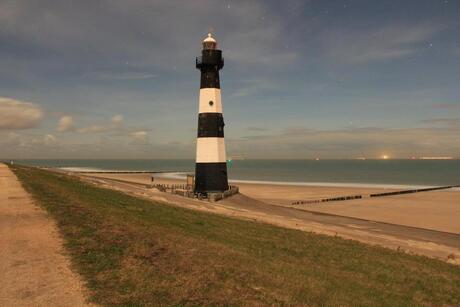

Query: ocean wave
(59, 167), (105, 172)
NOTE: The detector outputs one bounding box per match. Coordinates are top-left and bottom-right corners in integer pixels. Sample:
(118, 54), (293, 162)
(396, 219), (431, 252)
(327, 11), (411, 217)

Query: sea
(7, 159), (460, 189)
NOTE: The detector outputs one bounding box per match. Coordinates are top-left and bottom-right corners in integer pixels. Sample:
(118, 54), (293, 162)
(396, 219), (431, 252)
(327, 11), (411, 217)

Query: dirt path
(0, 163), (90, 306)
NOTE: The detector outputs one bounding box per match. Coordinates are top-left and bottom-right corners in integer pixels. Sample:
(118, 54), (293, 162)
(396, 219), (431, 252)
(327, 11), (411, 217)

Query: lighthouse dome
(202, 33), (217, 50)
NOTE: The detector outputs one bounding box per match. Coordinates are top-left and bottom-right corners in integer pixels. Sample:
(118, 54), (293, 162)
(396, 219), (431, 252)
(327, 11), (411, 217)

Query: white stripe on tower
(198, 88), (223, 113)
(196, 138), (226, 163)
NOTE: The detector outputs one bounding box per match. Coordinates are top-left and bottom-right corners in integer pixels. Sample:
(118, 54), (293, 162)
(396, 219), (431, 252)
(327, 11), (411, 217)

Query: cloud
(2, 124), (458, 159)
(111, 115), (124, 128)
(3, 132), (24, 146)
(0, 97), (44, 129)
(323, 23), (444, 64)
(43, 134), (57, 145)
(247, 127), (270, 132)
(77, 114), (124, 133)
(0, 2), (458, 159)
(57, 115), (75, 132)
(31, 134), (57, 145)
(130, 130), (149, 144)
(420, 118), (460, 128)
(1, 132), (57, 148)
(0, 0), (295, 74)
(432, 103), (460, 109)
(77, 125), (107, 133)
(228, 125), (460, 158)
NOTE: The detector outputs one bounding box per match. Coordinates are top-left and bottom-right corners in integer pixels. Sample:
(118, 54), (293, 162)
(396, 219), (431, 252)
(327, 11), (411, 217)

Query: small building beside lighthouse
(194, 33), (229, 194)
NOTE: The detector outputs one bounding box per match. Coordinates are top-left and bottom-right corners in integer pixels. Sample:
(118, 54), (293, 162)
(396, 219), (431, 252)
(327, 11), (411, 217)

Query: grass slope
(11, 165), (460, 306)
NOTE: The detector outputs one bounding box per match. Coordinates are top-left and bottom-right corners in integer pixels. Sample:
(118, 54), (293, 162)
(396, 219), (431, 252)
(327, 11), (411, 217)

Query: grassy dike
(11, 165), (460, 306)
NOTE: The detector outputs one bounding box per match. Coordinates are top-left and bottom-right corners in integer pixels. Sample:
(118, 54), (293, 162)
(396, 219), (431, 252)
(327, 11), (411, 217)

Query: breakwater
(292, 185), (459, 205)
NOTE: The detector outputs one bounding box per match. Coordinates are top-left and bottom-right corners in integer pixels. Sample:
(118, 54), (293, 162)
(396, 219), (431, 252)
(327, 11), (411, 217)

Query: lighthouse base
(194, 162), (229, 194)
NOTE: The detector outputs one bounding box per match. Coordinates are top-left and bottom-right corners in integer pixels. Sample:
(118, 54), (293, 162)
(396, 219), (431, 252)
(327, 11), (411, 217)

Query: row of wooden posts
(292, 184), (459, 206)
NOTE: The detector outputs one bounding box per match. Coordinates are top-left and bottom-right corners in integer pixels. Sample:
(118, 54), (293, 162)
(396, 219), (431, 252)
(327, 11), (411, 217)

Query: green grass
(11, 165), (460, 306)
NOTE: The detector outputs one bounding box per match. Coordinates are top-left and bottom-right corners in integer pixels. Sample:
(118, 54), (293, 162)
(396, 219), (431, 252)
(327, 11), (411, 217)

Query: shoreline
(54, 168), (460, 191)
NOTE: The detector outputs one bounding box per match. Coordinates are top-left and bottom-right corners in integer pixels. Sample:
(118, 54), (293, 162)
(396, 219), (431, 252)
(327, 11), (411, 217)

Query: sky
(0, 0), (459, 159)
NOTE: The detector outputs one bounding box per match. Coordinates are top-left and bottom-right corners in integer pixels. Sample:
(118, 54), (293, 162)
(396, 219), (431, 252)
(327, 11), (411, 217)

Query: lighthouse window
(209, 100), (214, 106)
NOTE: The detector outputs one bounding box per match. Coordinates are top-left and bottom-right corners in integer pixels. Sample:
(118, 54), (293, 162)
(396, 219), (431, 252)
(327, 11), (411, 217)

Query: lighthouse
(194, 33), (229, 194)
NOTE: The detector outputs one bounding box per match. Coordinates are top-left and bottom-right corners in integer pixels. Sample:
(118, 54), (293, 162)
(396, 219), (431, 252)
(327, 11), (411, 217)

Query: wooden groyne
(369, 185), (459, 197)
(292, 185), (459, 206)
(292, 195), (362, 205)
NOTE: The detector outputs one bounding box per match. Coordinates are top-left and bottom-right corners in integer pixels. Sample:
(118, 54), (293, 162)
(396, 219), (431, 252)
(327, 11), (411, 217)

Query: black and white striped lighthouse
(194, 33), (229, 194)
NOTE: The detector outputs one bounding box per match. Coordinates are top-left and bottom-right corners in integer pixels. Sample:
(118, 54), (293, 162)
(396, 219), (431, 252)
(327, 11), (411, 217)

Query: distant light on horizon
(382, 155), (389, 160)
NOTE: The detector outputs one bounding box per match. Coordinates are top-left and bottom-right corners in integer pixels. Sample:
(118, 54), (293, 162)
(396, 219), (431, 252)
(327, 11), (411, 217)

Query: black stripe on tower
(197, 113), (225, 138)
(200, 70), (220, 89)
(195, 162), (229, 193)
(196, 49), (224, 89)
